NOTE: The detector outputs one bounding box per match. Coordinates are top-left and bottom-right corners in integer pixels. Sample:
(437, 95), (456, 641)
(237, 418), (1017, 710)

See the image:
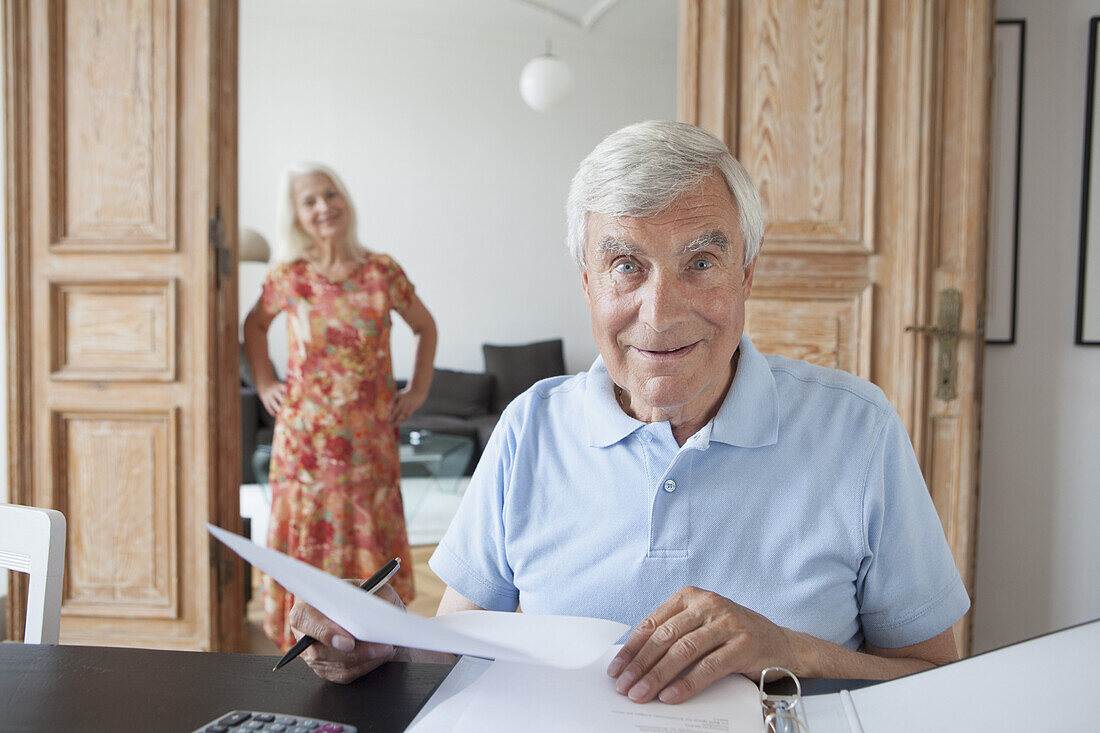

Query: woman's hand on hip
(257, 380), (286, 417)
(391, 385), (428, 425)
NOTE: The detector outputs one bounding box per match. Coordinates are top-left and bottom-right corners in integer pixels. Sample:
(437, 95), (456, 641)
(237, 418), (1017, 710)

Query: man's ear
(742, 258), (757, 300)
(581, 269), (592, 306)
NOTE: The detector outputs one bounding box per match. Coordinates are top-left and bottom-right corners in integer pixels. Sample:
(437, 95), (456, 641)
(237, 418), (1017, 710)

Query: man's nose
(639, 269), (688, 332)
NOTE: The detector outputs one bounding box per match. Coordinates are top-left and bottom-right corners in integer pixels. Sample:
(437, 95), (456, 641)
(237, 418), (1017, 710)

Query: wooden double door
(5, 0), (991, 653)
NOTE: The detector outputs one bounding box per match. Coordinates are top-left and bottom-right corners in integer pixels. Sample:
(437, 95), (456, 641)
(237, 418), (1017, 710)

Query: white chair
(0, 503), (66, 644)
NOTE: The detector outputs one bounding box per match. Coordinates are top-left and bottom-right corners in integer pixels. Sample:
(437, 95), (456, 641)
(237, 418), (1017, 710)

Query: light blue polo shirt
(430, 336), (970, 650)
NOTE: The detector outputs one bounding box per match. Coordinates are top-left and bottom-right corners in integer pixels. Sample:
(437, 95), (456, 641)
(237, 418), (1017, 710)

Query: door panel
(741, 0), (869, 247)
(5, 0), (243, 650)
(680, 0), (991, 654)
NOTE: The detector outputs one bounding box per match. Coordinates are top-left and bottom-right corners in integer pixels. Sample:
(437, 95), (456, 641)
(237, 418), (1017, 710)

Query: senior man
(290, 120), (969, 704)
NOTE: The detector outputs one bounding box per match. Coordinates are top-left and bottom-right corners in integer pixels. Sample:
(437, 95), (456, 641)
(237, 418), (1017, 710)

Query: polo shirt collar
(584, 355), (642, 447)
(710, 335), (779, 448)
(584, 335), (779, 449)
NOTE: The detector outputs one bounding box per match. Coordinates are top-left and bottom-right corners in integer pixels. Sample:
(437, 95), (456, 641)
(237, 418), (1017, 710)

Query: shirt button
(663, 479), (676, 493)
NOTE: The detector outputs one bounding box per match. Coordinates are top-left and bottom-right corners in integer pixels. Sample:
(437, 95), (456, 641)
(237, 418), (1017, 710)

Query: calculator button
(267, 726), (287, 732)
(218, 712), (251, 726)
(290, 727), (313, 733)
(319, 726), (344, 732)
(244, 723), (265, 730)
(275, 717), (298, 726)
(254, 714), (276, 723)
(204, 727), (229, 733)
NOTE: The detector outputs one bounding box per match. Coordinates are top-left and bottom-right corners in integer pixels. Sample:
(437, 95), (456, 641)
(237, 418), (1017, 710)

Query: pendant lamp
(519, 40), (573, 112)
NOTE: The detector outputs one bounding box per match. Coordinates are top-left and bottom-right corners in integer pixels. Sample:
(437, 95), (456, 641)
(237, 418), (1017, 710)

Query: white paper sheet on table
(207, 524), (628, 668)
(405, 655), (492, 731)
(409, 648), (764, 733)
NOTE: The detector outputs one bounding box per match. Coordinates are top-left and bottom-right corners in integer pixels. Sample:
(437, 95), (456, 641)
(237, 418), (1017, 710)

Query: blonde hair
(273, 162), (368, 263)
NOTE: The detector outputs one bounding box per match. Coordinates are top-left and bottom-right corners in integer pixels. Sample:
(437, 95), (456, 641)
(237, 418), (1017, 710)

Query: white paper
(846, 619), (1100, 732)
(208, 524), (628, 668)
(451, 647), (764, 733)
(405, 656), (492, 731)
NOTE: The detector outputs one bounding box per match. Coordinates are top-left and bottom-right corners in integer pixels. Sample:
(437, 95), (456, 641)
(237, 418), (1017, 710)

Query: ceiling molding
(510, 0), (625, 31)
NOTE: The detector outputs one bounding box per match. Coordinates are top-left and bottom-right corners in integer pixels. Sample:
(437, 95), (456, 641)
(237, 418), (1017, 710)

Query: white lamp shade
(519, 54), (573, 112)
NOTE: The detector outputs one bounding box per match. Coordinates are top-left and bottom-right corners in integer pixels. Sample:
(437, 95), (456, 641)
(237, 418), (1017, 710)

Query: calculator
(191, 710), (357, 733)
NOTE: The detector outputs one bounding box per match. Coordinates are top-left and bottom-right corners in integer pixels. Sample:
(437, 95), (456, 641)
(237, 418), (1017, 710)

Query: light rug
(402, 476), (470, 546)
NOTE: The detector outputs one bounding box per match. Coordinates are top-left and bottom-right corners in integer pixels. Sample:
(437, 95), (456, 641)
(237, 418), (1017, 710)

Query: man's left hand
(607, 586), (801, 704)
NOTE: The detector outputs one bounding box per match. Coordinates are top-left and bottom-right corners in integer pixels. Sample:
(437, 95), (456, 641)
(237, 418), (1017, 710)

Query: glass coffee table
(399, 430), (475, 494)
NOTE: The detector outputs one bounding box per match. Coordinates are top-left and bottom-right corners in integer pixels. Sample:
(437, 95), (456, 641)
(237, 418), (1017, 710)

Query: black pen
(272, 557), (401, 671)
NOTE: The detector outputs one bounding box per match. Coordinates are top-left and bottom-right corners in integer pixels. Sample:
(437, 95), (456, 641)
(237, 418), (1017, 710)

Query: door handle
(905, 288), (961, 401)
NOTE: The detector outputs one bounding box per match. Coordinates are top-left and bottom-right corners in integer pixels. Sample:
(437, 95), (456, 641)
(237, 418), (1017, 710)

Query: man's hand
(288, 583), (404, 684)
(606, 587), (799, 704)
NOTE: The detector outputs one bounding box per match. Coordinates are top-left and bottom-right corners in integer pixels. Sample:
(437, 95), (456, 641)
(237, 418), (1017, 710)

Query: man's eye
(690, 258), (713, 270)
(614, 260), (639, 274)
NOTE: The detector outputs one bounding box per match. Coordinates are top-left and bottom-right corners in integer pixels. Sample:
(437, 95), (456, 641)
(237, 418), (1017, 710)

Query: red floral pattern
(260, 254), (416, 651)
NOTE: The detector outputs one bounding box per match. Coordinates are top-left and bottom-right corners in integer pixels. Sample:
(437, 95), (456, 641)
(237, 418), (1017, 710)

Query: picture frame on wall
(986, 19), (1025, 345)
(1077, 17), (1100, 345)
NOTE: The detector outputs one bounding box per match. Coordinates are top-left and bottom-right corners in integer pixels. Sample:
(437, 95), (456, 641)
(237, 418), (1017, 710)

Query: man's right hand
(288, 583), (404, 684)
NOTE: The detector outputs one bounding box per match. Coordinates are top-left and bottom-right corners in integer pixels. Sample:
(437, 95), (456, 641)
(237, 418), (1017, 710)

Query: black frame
(987, 19), (1026, 345)
(1077, 17), (1100, 345)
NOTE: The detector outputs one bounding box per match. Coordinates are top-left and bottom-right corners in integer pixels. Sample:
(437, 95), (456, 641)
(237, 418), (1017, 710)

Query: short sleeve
(856, 408), (971, 648)
(428, 411), (520, 611)
(260, 263), (293, 316)
(385, 257), (415, 315)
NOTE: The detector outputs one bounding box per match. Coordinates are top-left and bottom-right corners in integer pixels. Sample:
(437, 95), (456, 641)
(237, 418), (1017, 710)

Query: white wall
(973, 0), (1100, 653)
(238, 0), (678, 377)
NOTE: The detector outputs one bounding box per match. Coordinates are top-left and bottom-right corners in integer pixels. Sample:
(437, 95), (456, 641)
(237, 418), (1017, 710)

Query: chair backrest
(0, 504), (66, 644)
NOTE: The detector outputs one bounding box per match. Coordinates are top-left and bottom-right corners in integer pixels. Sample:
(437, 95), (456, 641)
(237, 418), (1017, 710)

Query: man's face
(581, 174), (755, 418)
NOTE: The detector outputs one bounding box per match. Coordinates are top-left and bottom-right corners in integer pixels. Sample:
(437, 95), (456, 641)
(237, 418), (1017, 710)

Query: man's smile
(630, 342), (700, 360)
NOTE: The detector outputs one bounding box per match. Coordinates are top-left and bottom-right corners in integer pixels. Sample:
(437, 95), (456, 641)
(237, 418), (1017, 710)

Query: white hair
(273, 162), (368, 263)
(566, 120), (764, 269)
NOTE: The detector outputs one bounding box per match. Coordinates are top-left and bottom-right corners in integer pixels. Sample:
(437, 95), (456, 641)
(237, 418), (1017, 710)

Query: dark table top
(0, 643), (453, 733)
(0, 642), (882, 732)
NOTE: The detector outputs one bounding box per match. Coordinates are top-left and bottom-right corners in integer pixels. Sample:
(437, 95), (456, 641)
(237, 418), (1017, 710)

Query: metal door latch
(905, 288), (961, 401)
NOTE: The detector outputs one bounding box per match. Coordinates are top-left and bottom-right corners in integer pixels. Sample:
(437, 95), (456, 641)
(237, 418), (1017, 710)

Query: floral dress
(261, 254), (416, 651)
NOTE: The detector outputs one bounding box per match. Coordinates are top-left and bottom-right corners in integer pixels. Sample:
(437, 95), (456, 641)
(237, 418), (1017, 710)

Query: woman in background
(243, 162), (436, 650)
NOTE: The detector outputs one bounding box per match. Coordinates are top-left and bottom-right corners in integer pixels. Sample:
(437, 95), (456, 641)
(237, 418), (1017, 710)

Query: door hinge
(905, 288), (962, 401)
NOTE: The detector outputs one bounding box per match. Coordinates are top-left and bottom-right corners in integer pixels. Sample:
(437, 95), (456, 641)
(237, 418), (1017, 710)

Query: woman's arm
(392, 292), (437, 424)
(242, 300), (285, 417)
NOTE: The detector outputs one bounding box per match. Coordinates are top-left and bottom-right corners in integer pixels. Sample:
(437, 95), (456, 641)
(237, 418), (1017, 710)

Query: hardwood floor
(406, 544), (446, 618)
(244, 544), (444, 655)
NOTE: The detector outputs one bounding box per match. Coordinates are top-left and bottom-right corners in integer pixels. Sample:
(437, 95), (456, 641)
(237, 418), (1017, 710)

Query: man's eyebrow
(681, 230), (729, 255)
(595, 237), (641, 256)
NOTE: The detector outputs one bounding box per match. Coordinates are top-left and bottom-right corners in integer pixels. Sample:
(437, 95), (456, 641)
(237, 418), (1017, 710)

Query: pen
(271, 557), (401, 671)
